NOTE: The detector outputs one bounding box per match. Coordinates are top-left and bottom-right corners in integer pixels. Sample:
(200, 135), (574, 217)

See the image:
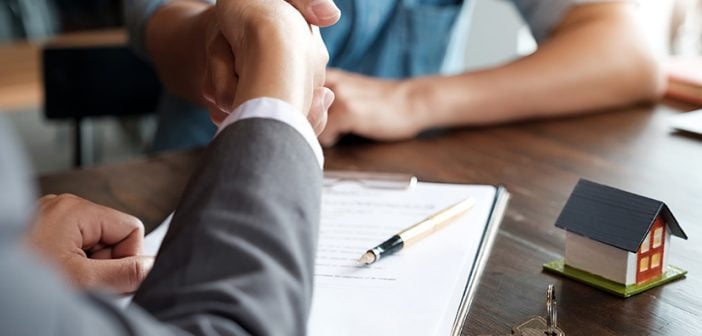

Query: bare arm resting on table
(319, 3), (664, 146)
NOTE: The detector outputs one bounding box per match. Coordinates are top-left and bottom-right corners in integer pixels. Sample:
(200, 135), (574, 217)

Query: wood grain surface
(38, 102), (702, 335)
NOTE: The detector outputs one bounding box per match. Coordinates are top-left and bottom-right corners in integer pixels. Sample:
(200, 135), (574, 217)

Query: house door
(636, 217), (665, 284)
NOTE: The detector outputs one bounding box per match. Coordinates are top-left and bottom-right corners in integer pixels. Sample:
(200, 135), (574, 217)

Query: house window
(653, 227), (663, 248)
(651, 253), (661, 268)
(640, 257), (649, 272)
(640, 232), (651, 253)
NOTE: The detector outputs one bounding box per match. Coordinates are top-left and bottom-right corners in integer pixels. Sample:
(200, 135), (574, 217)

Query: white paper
(309, 182), (497, 336)
(123, 182), (498, 336)
(671, 108), (702, 135)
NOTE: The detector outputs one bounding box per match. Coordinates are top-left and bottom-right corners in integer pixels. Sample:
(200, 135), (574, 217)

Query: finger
(310, 87), (333, 135)
(312, 26), (329, 88)
(309, 88), (325, 134)
(202, 39), (230, 126)
(202, 58), (216, 105)
(318, 109), (344, 147)
(80, 256), (154, 294)
(288, 0), (341, 27)
(207, 103), (230, 126)
(208, 32), (238, 113)
(33, 194), (143, 258)
(87, 242), (109, 258)
(74, 200), (145, 258)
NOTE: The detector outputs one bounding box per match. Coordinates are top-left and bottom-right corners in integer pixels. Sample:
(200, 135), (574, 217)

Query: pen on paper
(358, 198), (476, 265)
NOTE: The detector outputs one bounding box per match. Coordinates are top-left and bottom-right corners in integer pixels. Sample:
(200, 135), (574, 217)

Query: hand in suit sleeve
(132, 111), (323, 335)
(0, 107), (323, 336)
(1, 0), (330, 333)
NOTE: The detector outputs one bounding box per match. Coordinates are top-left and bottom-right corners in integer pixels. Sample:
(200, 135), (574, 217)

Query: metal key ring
(546, 284), (557, 334)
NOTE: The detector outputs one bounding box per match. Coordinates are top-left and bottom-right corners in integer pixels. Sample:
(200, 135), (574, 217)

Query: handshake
(26, 0), (343, 296)
(152, 0), (341, 136)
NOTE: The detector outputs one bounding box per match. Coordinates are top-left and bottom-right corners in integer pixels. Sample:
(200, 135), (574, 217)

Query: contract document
(309, 181), (508, 336)
(127, 178), (509, 336)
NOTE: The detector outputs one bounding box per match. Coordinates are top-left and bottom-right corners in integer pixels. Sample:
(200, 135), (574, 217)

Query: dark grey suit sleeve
(132, 118), (322, 335)
(0, 118), (322, 336)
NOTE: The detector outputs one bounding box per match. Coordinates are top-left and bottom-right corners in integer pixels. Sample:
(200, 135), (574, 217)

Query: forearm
(134, 119), (321, 335)
(416, 3), (664, 128)
(232, 22), (315, 114)
(145, 1), (211, 106)
(134, 1), (325, 332)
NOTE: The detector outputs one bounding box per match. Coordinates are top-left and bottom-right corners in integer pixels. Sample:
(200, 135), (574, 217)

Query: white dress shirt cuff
(215, 97), (324, 169)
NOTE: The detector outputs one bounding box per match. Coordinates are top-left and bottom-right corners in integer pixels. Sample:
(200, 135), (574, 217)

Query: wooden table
(0, 29), (126, 111)
(39, 102), (702, 335)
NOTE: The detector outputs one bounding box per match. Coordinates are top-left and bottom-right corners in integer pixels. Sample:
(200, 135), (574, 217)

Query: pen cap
(400, 198), (475, 245)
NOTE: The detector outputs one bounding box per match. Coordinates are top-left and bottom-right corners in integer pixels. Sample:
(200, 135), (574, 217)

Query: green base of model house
(543, 259), (687, 298)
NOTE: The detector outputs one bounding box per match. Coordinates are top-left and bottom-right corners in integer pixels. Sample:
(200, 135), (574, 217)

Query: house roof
(555, 179), (688, 252)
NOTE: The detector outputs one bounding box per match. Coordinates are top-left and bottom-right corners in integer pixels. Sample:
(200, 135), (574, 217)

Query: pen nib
(358, 251), (376, 265)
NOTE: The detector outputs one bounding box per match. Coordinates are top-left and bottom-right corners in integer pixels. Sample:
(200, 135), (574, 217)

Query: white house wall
(565, 232), (629, 284)
(625, 252), (637, 285)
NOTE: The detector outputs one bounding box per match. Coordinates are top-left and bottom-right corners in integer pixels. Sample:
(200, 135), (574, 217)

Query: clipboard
(311, 170), (510, 336)
(324, 170), (417, 189)
(450, 184), (509, 335)
(128, 170), (510, 336)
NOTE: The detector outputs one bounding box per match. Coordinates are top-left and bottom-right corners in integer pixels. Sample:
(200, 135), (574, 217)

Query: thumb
(290, 0), (341, 27)
(82, 256), (154, 294)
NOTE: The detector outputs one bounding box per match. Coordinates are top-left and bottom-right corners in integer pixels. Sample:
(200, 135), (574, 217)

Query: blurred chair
(42, 45), (162, 166)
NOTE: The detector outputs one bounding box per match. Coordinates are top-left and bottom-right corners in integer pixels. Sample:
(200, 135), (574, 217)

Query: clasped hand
(24, 0), (340, 295)
(26, 194), (153, 294)
(200, 0), (339, 134)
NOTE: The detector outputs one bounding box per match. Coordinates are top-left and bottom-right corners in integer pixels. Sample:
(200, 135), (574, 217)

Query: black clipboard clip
(323, 170), (417, 190)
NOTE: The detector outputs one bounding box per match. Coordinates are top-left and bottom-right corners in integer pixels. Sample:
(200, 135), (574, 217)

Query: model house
(546, 179), (688, 296)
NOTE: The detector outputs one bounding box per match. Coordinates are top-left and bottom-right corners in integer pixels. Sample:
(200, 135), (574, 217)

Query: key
(511, 284), (565, 336)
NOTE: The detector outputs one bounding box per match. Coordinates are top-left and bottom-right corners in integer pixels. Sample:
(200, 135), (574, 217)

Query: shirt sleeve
(123, 0), (214, 59)
(510, 0), (629, 42)
(216, 97), (325, 169)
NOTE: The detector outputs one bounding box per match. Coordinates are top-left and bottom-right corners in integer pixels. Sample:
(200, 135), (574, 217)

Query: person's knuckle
(56, 193), (76, 200)
(128, 258), (145, 287)
(49, 193), (80, 209)
(129, 216), (145, 233)
(39, 194), (57, 201)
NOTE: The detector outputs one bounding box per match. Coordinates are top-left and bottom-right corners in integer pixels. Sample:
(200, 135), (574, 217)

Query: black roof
(555, 179), (687, 252)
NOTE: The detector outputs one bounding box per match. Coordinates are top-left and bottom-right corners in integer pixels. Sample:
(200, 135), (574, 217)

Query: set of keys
(511, 284), (565, 336)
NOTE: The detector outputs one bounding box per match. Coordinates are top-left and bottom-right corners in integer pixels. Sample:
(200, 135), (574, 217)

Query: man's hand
(319, 69), (424, 146)
(26, 194), (153, 294)
(199, 0), (334, 132)
(146, 0), (337, 134)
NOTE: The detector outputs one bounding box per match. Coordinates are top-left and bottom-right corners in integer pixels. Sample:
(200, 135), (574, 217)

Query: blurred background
(0, 0), (700, 173)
